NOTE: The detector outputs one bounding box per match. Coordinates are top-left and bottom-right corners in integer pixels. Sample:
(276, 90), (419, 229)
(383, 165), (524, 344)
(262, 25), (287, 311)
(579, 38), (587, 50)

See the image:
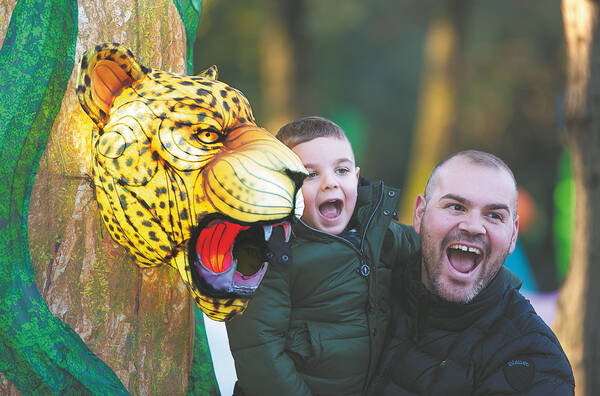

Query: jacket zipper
(360, 182), (384, 393)
(297, 181), (386, 392)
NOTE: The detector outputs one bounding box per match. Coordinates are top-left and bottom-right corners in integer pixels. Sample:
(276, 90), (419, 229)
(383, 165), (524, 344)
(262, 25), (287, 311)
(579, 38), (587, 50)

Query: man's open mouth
(189, 215), (292, 297)
(319, 199), (342, 219)
(446, 243), (483, 274)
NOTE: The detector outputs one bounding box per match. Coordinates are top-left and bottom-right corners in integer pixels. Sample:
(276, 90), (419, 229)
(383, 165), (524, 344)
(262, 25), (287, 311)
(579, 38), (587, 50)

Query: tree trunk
(0, 1), (194, 394)
(260, 0), (309, 133)
(398, 2), (468, 222)
(554, 0), (600, 394)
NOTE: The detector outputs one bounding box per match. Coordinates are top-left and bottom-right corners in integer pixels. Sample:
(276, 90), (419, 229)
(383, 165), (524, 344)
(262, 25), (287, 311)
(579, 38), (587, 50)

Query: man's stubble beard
(420, 216), (511, 304)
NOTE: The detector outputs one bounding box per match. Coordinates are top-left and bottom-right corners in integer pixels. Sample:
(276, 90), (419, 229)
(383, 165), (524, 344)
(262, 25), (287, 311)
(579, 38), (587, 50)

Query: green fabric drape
(172, 0), (203, 73)
(0, 0), (128, 394)
(187, 307), (220, 395)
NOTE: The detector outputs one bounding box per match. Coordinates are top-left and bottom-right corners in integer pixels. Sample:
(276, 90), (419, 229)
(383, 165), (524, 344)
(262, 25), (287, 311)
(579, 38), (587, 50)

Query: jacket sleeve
(475, 318), (575, 395)
(225, 262), (312, 396)
(381, 222), (420, 268)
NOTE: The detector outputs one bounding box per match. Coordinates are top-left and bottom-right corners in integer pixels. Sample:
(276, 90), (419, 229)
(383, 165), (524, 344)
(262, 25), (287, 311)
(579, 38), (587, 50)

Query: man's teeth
(449, 244), (481, 255)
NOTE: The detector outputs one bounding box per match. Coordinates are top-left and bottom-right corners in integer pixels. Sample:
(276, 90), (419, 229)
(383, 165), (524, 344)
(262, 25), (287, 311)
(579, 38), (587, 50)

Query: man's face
(292, 136), (360, 235)
(413, 157), (519, 303)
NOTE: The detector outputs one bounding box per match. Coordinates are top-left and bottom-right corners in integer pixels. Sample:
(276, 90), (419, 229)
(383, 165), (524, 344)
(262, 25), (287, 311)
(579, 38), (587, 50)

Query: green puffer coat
(226, 180), (420, 396)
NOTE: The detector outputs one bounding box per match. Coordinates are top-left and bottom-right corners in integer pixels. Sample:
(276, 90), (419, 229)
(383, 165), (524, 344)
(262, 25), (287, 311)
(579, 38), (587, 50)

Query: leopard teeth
(263, 225), (273, 241)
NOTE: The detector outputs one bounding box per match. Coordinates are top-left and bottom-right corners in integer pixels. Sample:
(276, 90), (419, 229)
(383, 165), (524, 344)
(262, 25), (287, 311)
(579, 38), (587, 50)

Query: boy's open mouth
(319, 199), (342, 218)
(446, 243), (483, 274)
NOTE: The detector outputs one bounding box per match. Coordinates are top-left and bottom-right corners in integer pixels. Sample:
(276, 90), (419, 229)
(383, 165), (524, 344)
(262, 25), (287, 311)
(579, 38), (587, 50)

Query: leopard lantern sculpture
(76, 43), (306, 321)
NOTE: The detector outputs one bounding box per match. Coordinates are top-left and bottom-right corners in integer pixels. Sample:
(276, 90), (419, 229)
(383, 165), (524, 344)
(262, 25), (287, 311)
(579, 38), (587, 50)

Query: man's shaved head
(424, 150), (518, 217)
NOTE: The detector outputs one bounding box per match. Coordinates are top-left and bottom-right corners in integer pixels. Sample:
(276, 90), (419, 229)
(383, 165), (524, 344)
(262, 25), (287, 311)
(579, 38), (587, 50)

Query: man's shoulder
(480, 287), (571, 369)
(472, 287), (574, 394)
(493, 286), (557, 341)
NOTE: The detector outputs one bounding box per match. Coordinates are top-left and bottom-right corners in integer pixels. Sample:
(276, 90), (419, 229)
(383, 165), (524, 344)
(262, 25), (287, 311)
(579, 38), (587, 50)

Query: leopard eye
(196, 128), (221, 144)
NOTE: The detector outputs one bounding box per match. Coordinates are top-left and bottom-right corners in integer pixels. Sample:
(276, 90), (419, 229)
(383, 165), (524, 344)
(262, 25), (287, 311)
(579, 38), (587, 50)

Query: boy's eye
(306, 171), (318, 178)
(335, 167), (350, 175)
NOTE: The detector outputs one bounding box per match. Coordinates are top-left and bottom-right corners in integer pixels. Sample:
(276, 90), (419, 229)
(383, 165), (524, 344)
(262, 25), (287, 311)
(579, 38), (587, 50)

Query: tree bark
(554, 0), (600, 394)
(0, 1), (193, 395)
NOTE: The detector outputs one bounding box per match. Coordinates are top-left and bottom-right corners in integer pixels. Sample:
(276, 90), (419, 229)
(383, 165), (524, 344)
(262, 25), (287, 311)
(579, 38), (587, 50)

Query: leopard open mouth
(188, 215), (292, 298)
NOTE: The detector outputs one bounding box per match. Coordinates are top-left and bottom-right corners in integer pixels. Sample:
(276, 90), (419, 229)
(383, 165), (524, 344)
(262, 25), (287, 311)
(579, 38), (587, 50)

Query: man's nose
(458, 212), (486, 235)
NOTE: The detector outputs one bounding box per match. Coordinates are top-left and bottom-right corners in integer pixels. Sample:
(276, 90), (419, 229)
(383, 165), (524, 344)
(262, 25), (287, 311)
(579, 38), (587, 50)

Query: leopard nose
(285, 169), (306, 192)
(201, 126), (307, 223)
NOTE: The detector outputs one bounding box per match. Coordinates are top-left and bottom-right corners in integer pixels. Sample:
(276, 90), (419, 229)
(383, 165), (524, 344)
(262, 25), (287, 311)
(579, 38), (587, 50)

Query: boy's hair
(276, 116), (348, 149)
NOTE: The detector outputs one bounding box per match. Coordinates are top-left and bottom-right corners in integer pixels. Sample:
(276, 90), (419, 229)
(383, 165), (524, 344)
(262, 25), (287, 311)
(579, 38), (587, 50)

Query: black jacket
(368, 256), (575, 395)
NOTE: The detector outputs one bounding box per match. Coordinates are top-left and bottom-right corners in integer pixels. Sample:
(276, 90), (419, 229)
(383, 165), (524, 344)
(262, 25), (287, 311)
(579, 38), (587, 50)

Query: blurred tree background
(194, 0), (566, 292)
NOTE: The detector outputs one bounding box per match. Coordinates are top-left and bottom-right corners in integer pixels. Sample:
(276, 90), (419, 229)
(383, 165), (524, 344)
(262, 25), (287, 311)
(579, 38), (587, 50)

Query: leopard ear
(197, 65), (218, 80)
(76, 43), (149, 127)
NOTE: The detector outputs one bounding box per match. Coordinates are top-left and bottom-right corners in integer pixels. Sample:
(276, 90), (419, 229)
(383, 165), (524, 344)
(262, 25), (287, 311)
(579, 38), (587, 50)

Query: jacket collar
(402, 253), (508, 332)
(293, 178), (384, 240)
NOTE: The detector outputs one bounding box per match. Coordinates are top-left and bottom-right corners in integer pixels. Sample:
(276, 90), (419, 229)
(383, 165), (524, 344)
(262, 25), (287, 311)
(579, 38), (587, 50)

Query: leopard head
(76, 43), (306, 321)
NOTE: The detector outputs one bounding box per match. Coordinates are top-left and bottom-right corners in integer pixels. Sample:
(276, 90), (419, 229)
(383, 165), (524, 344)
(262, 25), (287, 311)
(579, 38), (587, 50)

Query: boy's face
(292, 136), (360, 235)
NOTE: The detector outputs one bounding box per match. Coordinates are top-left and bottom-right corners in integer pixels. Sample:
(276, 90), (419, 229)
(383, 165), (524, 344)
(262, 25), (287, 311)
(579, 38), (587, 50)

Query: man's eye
(448, 204), (465, 211)
(487, 212), (503, 221)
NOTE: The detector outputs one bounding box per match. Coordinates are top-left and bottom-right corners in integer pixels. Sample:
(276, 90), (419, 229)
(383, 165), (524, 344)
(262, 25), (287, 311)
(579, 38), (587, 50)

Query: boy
(226, 116), (419, 396)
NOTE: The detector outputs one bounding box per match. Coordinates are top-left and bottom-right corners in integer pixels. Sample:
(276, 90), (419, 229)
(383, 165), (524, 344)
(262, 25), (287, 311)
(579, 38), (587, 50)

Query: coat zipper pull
(359, 258), (371, 277)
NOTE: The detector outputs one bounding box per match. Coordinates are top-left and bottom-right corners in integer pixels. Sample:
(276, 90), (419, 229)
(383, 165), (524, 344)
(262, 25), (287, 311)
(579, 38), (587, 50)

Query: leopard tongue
(448, 250), (476, 274)
(319, 202), (340, 218)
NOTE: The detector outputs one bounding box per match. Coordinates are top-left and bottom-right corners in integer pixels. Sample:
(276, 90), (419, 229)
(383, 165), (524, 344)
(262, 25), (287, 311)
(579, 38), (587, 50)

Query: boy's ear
(354, 166), (360, 179)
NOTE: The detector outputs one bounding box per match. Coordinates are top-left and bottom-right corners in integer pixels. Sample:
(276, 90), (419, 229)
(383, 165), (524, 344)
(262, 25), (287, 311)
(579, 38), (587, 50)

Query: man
(369, 150), (574, 395)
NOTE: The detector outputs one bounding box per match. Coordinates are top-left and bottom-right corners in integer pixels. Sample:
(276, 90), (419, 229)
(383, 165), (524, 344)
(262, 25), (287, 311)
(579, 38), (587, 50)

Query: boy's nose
(321, 172), (339, 190)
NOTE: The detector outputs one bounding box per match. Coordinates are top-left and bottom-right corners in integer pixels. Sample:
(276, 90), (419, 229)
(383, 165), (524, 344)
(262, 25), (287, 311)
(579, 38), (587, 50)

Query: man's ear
(508, 215), (519, 254)
(413, 194), (426, 234)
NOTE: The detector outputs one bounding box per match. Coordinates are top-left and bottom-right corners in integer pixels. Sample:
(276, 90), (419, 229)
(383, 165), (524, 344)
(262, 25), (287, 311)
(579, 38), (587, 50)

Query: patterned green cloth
(187, 307), (220, 396)
(0, 0), (128, 394)
(0, 0), (217, 394)
(172, 0), (203, 73)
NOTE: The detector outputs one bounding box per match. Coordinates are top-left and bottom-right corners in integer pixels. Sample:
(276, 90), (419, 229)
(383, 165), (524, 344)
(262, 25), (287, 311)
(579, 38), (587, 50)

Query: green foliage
(554, 149), (574, 282)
